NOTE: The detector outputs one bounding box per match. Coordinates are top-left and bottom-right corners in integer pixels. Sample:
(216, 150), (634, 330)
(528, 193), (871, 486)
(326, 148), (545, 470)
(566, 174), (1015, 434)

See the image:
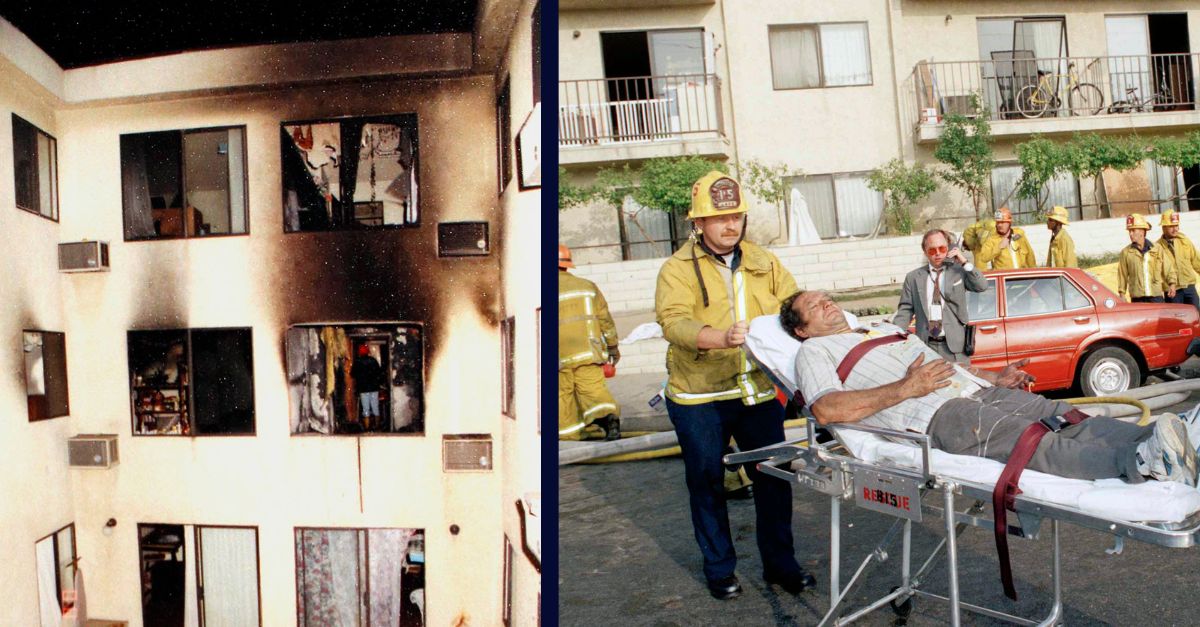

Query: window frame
(127, 327), (257, 438)
(293, 526), (426, 626)
(23, 330), (69, 422)
(194, 524), (263, 627)
(280, 113), (421, 232)
(120, 125), (250, 241)
(498, 75), (513, 194)
(989, 161), (1083, 225)
(768, 22), (873, 91)
(501, 316), (516, 419)
(502, 535), (514, 627)
(1003, 276), (1091, 319)
(12, 114), (59, 221)
(286, 322), (426, 437)
(35, 523), (77, 622)
(785, 170), (885, 239)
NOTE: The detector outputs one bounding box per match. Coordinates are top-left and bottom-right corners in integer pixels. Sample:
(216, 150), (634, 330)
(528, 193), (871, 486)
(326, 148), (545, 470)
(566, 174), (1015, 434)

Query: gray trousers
(927, 386), (1151, 482)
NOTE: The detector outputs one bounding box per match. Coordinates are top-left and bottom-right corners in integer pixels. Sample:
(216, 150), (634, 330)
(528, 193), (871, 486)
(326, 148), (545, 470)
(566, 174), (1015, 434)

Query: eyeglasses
(925, 245), (948, 256)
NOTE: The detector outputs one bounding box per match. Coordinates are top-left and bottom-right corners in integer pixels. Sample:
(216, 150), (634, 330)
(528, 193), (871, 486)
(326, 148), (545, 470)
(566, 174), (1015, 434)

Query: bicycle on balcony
(1107, 75), (1175, 114)
(1016, 60), (1104, 119)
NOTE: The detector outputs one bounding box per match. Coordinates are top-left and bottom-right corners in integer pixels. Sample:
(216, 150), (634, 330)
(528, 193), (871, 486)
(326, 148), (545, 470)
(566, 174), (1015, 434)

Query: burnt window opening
(502, 535), (514, 626)
(295, 528), (426, 626)
(120, 126), (248, 240)
(282, 114), (419, 232)
(35, 523), (76, 622)
(138, 524), (261, 627)
(287, 324), (424, 436)
(501, 316), (515, 418)
(532, 2), (541, 104)
(24, 331), (69, 422)
(12, 114), (59, 221)
(127, 328), (255, 436)
(498, 76), (513, 193)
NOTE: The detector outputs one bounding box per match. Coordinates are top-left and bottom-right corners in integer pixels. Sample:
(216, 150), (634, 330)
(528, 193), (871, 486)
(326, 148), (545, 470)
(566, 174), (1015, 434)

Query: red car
(965, 267), (1199, 396)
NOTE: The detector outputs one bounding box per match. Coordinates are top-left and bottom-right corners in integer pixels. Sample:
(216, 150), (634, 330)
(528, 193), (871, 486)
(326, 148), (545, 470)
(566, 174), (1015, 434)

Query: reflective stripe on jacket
(1117, 242), (1169, 299)
(655, 240), (798, 405)
(559, 271), (617, 369)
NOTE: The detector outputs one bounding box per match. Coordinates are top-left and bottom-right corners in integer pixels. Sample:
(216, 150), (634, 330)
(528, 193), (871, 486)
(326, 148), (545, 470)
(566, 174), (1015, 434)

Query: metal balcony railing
(913, 52), (1199, 125)
(558, 73), (724, 146)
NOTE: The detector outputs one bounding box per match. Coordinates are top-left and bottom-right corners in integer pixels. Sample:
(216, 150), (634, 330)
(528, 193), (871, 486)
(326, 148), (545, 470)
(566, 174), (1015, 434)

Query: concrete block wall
(574, 211), (1200, 315)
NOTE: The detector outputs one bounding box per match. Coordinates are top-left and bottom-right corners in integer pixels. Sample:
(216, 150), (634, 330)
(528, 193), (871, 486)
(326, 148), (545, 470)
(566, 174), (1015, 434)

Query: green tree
(742, 159), (802, 243)
(1012, 136), (1064, 218)
(866, 159), (938, 235)
(558, 167), (594, 210)
(630, 156), (727, 215)
(933, 102), (995, 218)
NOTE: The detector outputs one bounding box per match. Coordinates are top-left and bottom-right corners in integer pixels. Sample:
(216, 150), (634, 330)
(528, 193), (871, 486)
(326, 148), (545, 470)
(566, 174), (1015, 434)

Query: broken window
(128, 328), (255, 436)
(35, 523), (76, 627)
(295, 528), (425, 626)
(282, 114), (419, 231)
(24, 331), (69, 421)
(138, 523), (260, 627)
(12, 114), (58, 220)
(120, 126), (248, 240)
(287, 324), (424, 435)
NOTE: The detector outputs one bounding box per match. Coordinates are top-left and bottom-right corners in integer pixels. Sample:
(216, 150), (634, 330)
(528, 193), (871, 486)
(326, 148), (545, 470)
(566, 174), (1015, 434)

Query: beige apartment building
(1, 2), (542, 626)
(560, 0), (1200, 265)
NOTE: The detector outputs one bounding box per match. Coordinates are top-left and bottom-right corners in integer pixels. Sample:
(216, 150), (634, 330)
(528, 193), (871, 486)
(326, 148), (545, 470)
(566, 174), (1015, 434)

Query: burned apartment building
(1, 1), (542, 625)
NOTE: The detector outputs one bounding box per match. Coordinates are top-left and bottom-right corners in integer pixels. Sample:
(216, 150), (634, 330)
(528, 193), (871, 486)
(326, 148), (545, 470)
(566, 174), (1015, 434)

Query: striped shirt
(795, 322), (991, 433)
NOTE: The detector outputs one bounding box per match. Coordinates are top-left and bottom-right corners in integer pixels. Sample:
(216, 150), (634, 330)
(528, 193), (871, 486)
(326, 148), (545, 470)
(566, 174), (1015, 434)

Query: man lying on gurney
(779, 289), (1199, 487)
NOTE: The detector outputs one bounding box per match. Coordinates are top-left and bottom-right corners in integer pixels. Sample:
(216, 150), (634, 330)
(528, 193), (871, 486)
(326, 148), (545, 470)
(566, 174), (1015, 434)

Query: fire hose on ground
(559, 379), (1200, 466)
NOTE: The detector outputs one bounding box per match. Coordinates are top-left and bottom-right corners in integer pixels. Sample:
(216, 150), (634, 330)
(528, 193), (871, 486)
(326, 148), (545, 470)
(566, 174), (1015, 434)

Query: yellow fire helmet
(1161, 208), (1181, 228)
(1126, 213), (1150, 231)
(1046, 205), (1069, 225)
(689, 170), (748, 220)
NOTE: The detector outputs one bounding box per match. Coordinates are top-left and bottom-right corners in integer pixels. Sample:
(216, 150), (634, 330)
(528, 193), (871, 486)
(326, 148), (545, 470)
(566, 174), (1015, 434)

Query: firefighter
(1153, 209), (1200, 308)
(558, 244), (621, 441)
(1045, 205), (1077, 268)
(976, 208), (1037, 269)
(961, 217), (996, 257)
(655, 171), (813, 600)
(1118, 213), (1171, 303)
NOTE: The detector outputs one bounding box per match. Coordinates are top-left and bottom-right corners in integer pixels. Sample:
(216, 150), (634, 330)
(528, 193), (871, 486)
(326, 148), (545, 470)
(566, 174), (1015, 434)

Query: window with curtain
(286, 324), (424, 436)
(35, 524), (75, 627)
(990, 164), (1081, 224)
(12, 114), (58, 220)
(1146, 159), (1187, 213)
(120, 126), (247, 240)
(769, 23), (871, 89)
(618, 194), (687, 260)
(197, 527), (261, 627)
(282, 114), (419, 231)
(295, 528), (425, 627)
(138, 523), (261, 627)
(785, 173), (883, 238)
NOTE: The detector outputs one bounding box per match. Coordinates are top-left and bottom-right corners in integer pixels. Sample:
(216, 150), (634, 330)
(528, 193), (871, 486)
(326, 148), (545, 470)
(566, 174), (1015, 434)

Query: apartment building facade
(560, 0), (1200, 265)
(2, 2), (542, 625)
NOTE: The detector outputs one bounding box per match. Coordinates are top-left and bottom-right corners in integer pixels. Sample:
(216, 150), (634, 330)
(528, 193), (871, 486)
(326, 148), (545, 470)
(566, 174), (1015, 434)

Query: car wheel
(1079, 347), (1141, 397)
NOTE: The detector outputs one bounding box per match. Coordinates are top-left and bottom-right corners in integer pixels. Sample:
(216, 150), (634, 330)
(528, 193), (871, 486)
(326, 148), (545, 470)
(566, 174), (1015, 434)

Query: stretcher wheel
(889, 586), (913, 624)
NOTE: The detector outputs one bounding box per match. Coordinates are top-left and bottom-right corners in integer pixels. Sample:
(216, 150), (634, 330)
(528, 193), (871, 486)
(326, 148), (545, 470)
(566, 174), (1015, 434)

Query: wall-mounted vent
(68, 434), (119, 468)
(443, 434), (493, 471)
(437, 222), (489, 257)
(59, 241), (110, 272)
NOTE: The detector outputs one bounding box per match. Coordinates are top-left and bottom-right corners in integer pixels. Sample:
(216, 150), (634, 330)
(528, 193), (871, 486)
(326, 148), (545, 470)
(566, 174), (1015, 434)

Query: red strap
(992, 409), (1090, 600)
(836, 333), (907, 383)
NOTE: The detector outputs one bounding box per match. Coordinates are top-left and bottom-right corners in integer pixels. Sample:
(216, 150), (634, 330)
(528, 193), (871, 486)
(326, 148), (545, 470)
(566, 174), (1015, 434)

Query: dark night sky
(0, 1), (478, 69)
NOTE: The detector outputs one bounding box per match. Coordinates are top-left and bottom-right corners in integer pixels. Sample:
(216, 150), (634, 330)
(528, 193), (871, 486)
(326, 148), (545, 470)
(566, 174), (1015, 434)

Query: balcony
(558, 73), (728, 166)
(911, 53), (1200, 143)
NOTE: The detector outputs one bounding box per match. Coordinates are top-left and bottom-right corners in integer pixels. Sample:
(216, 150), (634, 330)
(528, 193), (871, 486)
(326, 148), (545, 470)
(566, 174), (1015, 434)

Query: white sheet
(746, 313), (1200, 524)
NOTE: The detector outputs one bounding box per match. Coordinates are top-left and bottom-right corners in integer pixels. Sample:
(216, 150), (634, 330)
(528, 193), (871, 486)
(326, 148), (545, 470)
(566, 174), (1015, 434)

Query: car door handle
(1072, 316), (1090, 324)
(978, 325), (998, 332)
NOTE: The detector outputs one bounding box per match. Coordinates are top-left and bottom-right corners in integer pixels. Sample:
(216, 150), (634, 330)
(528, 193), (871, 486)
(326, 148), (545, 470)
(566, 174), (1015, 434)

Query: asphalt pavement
(559, 362), (1200, 626)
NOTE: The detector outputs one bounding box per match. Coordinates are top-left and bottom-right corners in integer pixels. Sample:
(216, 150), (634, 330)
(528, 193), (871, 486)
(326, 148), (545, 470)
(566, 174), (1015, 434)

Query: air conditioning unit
(443, 434), (493, 471)
(68, 434), (119, 469)
(437, 222), (489, 257)
(59, 241), (110, 272)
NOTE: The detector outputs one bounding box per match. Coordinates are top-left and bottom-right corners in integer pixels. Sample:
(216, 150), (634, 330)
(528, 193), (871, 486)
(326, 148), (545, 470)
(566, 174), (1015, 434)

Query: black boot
(595, 414), (621, 441)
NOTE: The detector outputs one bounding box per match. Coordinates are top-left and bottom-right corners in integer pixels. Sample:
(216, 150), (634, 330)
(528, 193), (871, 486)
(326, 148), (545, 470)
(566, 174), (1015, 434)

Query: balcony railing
(559, 73), (723, 146)
(913, 52), (1199, 125)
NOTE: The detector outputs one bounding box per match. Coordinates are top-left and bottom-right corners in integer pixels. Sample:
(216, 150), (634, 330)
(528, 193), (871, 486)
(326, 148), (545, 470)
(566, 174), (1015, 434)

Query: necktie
(930, 267), (944, 338)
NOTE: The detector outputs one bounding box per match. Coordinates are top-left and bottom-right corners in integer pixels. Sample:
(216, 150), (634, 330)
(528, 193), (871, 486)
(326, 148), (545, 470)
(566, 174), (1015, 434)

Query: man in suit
(893, 229), (988, 364)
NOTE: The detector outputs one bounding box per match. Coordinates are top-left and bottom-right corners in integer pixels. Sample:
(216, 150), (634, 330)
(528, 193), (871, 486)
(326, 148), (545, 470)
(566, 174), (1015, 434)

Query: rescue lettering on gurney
(854, 469), (923, 522)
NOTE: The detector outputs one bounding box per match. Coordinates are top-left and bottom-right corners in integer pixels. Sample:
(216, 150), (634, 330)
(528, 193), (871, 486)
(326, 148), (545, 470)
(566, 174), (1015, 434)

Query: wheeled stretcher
(732, 315), (1200, 626)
